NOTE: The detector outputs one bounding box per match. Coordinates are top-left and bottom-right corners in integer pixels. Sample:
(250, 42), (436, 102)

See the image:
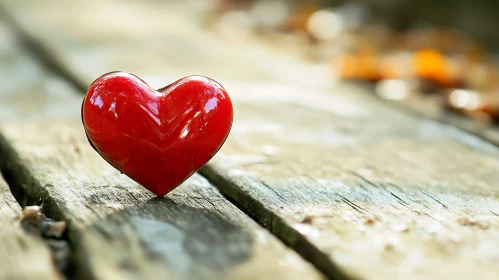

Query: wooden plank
(0, 122), (323, 280)
(387, 93), (499, 147)
(0, 12), (323, 280)
(0, 19), (81, 121)
(352, 81), (499, 148)
(8, 0), (499, 150)
(200, 81), (499, 280)
(0, 0), (328, 90)
(3, 1), (499, 279)
(0, 165), (61, 279)
(0, 16), (69, 280)
(7, 0), (499, 152)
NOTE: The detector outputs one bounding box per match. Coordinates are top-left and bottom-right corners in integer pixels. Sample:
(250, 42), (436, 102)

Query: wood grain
(0, 0), (329, 91)
(2, 1), (499, 279)
(0, 164), (61, 279)
(200, 81), (499, 280)
(5, 0), (499, 149)
(0, 19), (81, 121)
(0, 13), (323, 280)
(388, 92), (499, 147)
(0, 122), (323, 280)
(0, 16), (70, 280)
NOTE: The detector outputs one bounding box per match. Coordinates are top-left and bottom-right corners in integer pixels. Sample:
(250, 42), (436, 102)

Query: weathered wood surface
(0, 0), (326, 90)
(366, 83), (499, 148)
(0, 172), (62, 280)
(8, 0), (499, 151)
(201, 82), (499, 280)
(5, 0), (499, 148)
(2, 1), (499, 280)
(0, 122), (322, 280)
(0, 18), (80, 121)
(398, 95), (499, 147)
(0, 13), (323, 280)
(0, 17), (69, 280)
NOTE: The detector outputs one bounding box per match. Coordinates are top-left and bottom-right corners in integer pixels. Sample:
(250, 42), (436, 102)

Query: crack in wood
(0, 137), (79, 280)
(349, 171), (381, 189)
(423, 191), (450, 210)
(389, 191), (409, 206)
(338, 195), (366, 214)
(199, 167), (350, 280)
(1, 1), (499, 279)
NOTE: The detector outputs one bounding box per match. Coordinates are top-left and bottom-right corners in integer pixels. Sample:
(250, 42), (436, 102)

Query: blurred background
(199, 0), (499, 123)
(160, 0), (499, 127)
(1, 2), (498, 279)
(2, 0), (499, 125)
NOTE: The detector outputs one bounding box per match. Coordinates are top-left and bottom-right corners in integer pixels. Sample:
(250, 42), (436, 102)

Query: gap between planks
(0, 4), (87, 93)
(0, 12), (326, 280)
(0, 4), (345, 278)
(1, 1), (499, 279)
(2, 0), (499, 151)
(0, 165), (62, 279)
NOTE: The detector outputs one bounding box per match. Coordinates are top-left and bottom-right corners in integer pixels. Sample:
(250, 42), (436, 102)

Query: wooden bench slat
(2, 1), (499, 279)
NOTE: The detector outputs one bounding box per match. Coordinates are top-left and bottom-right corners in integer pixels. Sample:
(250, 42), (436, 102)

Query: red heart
(82, 72), (233, 196)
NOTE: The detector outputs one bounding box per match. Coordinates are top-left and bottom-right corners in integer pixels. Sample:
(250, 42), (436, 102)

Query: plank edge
(199, 165), (353, 280)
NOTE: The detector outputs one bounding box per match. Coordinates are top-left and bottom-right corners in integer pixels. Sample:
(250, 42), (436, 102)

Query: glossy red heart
(82, 72), (233, 196)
